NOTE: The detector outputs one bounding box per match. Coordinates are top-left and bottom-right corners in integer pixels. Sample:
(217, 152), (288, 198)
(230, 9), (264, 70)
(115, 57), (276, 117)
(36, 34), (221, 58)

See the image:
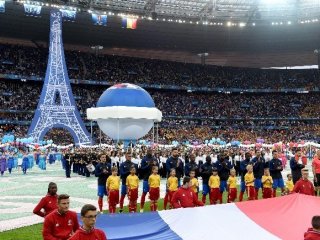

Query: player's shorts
(240, 181), (246, 192)
(149, 187), (160, 201)
(121, 184), (127, 196)
(219, 180), (227, 192)
(128, 188), (138, 201)
(254, 179), (262, 189)
(228, 188), (237, 202)
(262, 188), (272, 199)
(108, 190), (119, 205)
(202, 184), (210, 195)
(97, 185), (107, 197)
(272, 178), (285, 189)
(314, 174), (320, 187)
(143, 180), (149, 193)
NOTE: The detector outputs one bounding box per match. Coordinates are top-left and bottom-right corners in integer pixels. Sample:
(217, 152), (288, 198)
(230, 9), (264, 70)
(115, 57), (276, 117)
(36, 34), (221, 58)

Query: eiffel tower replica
(28, 10), (91, 145)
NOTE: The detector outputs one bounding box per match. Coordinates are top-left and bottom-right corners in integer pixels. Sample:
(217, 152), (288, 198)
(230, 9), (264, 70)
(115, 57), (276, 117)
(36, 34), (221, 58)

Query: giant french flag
(94, 194), (320, 240)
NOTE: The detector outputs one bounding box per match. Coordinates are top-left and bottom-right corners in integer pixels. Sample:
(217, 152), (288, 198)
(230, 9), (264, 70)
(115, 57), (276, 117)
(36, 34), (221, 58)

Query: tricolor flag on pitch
(90, 194), (320, 240)
(122, 18), (137, 29)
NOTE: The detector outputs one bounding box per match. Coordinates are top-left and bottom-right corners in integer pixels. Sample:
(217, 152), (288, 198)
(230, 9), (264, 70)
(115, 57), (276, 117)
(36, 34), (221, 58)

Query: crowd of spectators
(0, 80), (319, 119)
(1, 122), (320, 146)
(1, 44), (320, 89)
(1, 43), (320, 144)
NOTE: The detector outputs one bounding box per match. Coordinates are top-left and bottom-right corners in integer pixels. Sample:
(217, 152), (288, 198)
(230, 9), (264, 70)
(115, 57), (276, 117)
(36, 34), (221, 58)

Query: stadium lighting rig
(17, 0), (79, 11)
(11, 0), (320, 28)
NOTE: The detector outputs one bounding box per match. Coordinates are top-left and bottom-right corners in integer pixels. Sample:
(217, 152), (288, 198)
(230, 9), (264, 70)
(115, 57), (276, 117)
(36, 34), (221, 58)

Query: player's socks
(98, 197), (103, 212)
(202, 194), (206, 204)
(255, 189), (259, 200)
(239, 192), (244, 202)
(120, 195), (125, 209)
(140, 192), (147, 210)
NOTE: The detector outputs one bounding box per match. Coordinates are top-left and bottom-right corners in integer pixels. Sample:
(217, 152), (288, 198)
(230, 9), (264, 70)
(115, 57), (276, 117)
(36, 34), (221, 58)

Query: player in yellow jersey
(148, 166), (161, 211)
(245, 165), (255, 200)
(126, 166), (139, 212)
(262, 168), (273, 199)
(209, 168), (220, 204)
(190, 170), (199, 194)
(227, 169), (237, 203)
(165, 168), (178, 209)
(285, 174), (294, 194)
(106, 167), (120, 213)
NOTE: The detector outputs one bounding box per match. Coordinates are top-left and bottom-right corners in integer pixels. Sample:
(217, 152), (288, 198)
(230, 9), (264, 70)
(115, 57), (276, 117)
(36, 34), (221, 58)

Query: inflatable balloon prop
(87, 83), (162, 142)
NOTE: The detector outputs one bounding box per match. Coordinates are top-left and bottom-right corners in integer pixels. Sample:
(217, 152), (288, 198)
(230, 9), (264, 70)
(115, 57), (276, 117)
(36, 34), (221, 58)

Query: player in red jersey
(171, 176), (204, 208)
(43, 194), (79, 240)
(293, 169), (315, 196)
(33, 182), (58, 217)
(304, 216), (320, 240)
(70, 204), (107, 240)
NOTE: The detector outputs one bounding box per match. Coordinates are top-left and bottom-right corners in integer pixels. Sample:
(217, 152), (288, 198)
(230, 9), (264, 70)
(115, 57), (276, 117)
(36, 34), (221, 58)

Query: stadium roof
(37, 0), (320, 23)
(1, 1), (320, 67)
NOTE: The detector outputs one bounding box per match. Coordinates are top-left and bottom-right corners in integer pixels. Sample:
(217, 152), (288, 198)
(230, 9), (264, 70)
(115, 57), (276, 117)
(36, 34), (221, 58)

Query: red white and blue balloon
(87, 83), (162, 140)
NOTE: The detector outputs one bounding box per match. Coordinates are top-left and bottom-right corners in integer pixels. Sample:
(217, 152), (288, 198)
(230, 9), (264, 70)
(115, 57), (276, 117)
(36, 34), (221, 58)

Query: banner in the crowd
(122, 17), (137, 29)
(60, 9), (76, 21)
(0, 0), (5, 13)
(92, 13), (107, 26)
(92, 194), (318, 240)
(24, 3), (42, 17)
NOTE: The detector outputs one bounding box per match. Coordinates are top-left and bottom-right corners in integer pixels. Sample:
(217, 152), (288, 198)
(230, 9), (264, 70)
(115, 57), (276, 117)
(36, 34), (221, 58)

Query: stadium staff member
(293, 168), (315, 196)
(43, 194), (79, 240)
(312, 150), (320, 196)
(70, 204), (107, 240)
(33, 182), (58, 217)
(171, 176), (204, 208)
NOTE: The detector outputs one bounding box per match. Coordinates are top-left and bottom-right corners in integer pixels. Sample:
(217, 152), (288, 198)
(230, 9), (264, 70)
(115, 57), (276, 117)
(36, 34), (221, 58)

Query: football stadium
(0, 0), (320, 239)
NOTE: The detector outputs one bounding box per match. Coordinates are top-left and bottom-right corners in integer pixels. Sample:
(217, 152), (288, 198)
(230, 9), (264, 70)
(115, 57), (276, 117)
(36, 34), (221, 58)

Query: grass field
(0, 188), (266, 240)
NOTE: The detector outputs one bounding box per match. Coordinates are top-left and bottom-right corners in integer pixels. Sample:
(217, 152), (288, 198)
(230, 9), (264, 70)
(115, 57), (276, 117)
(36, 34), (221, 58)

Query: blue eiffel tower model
(28, 10), (92, 145)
